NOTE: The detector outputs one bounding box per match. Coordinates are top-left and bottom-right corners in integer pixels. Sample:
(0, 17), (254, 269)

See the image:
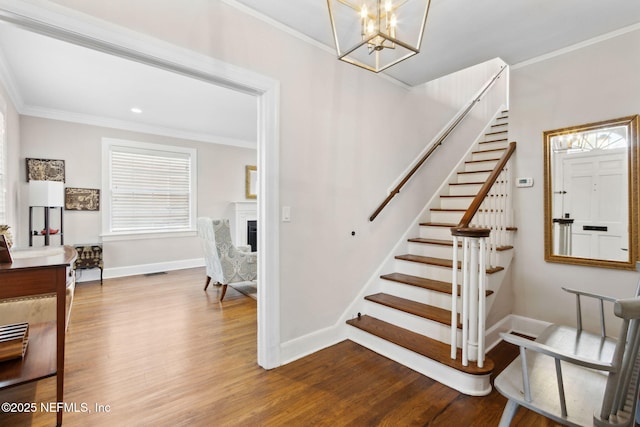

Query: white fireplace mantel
(230, 201), (257, 247)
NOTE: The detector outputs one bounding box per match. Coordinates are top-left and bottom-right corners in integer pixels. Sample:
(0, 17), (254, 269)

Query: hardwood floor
(0, 268), (559, 426)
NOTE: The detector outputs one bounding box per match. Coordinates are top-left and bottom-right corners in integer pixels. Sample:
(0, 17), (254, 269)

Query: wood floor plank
(0, 267), (558, 426)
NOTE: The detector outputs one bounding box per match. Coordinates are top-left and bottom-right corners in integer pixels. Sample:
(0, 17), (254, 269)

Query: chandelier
(327, 0), (432, 73)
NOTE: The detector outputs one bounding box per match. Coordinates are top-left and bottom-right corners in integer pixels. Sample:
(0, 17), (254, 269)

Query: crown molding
(512, 22), (640, 70)
(21, 106), (257, 149)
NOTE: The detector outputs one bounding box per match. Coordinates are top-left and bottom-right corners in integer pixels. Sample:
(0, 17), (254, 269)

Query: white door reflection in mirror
(544, 115), (638, 270)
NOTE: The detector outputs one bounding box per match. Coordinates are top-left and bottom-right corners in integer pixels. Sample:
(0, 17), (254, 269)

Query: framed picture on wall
(65, 188), (100, 211)
(245, 165), (257, 199)
(26, 158), (65, 182)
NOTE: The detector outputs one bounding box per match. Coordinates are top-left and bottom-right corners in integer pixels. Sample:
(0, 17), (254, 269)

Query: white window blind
(106, 141), (196, 234)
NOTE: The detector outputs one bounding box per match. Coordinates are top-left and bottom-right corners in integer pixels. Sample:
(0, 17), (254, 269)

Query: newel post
(451, 227), (490, 368)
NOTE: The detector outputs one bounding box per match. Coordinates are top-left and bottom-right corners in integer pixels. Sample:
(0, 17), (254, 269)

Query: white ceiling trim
(20, 105), (257, 149)
(511, 22), (640, 71)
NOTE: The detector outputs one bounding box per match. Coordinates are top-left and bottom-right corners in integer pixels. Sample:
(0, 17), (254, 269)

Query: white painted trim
(103, 257), (204, 280)
(484, 314), (552, 354)
(0, 0), (281, 369)
(100, 230), (197, 242)
(21, 106), (257, 149)
(512, 22), (640, 70)
(279, 323), (344, 365)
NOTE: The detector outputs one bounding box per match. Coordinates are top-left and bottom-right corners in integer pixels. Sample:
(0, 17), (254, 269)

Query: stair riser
(379, 279), (457, 311)
(430, 210), (464, 224)
(457, 171), (491, 184)
(471, 150), (506, 162)
(408, 242), (460, 259)
(478, 140), (508, 151)
(448, 183), (482, 196)
(419, 226), (456, 240)
(464, 160), (498, 172)
(440, 197), (473, 210)
(363, 300), (458, 345)
(394, 260), (455, 283)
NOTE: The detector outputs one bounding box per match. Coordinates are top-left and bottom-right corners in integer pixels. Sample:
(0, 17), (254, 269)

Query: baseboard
(485, 314), (551, 352)
(279, 323), (345, 366)
(99, 258), (205, 281)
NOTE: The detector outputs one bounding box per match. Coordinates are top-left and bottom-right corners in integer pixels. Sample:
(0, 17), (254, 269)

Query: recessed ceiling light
(130, 107), (143, 114)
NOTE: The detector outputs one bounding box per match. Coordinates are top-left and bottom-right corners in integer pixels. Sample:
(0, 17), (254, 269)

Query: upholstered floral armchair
(196, 217), (257, 301)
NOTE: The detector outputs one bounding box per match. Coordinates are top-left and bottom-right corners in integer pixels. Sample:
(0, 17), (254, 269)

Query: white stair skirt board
(348, 327), (491, 396)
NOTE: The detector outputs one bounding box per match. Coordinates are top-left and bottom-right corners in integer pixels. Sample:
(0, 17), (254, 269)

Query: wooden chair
(495, 283), (640, 426)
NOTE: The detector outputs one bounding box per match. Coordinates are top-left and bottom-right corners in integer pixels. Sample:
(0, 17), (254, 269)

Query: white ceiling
(1, 0), (639, 145)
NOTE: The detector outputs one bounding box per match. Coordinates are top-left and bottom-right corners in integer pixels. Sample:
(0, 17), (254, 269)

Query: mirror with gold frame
(245, 165), (257, 199)
(544, 115), (638, 269)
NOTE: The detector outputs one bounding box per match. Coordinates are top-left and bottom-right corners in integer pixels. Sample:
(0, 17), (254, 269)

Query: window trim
(101, 138), (197, 240)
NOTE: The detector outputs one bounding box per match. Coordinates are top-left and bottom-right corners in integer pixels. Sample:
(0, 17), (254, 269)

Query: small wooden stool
(73, 244), (104, 285)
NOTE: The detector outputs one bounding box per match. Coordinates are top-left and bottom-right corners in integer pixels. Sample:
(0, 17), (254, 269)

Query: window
(102, 139), (196, 237)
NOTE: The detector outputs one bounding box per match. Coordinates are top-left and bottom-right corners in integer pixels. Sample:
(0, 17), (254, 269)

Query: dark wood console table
(0, 246), (76, 426)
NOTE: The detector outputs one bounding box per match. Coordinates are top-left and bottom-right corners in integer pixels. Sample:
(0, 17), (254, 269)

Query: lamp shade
(29, 180), (64, 207)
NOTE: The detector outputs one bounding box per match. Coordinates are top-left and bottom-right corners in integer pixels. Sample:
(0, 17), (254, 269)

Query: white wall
(510, 27), (640, 333)
(18, 116), (256, 270)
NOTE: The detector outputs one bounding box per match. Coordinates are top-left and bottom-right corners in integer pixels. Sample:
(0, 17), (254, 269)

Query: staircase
(347, 111), (514, 396)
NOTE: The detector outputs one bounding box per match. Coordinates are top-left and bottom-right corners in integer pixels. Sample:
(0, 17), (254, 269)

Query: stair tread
(409, 237), (461, 246)
(381, 272), (453, 293)
(380, 272), (494, 296)
(479, 138), (508, 144)
(366, 292), (460, 326)
(465, 158), (501, 164)
(407, 237), (513, 252)
(395, 254), (504, 274)
(420, 221), (457, 227)
(472, 148), (506, 154)
(346, 315), (493, 375)
(431, 208), (466, 212)
(457, 169), (493, 175)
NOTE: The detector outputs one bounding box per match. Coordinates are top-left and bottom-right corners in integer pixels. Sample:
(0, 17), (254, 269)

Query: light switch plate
(282, 206), (291, 222)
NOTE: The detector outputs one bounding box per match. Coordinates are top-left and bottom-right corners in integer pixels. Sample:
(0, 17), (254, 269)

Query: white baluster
(468, 238), (479, 362)
(478, 237), (487, 367)
(461, 237), (469, 366)
(451, 235), (459, 359)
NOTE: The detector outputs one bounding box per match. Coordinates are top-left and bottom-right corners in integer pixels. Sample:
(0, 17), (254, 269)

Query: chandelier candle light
(327, 0), (431, 72)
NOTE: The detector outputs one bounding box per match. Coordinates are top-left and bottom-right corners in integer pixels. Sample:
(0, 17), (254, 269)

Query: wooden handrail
(369, 65), (507, 222)
(455, 141), (516, 229)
